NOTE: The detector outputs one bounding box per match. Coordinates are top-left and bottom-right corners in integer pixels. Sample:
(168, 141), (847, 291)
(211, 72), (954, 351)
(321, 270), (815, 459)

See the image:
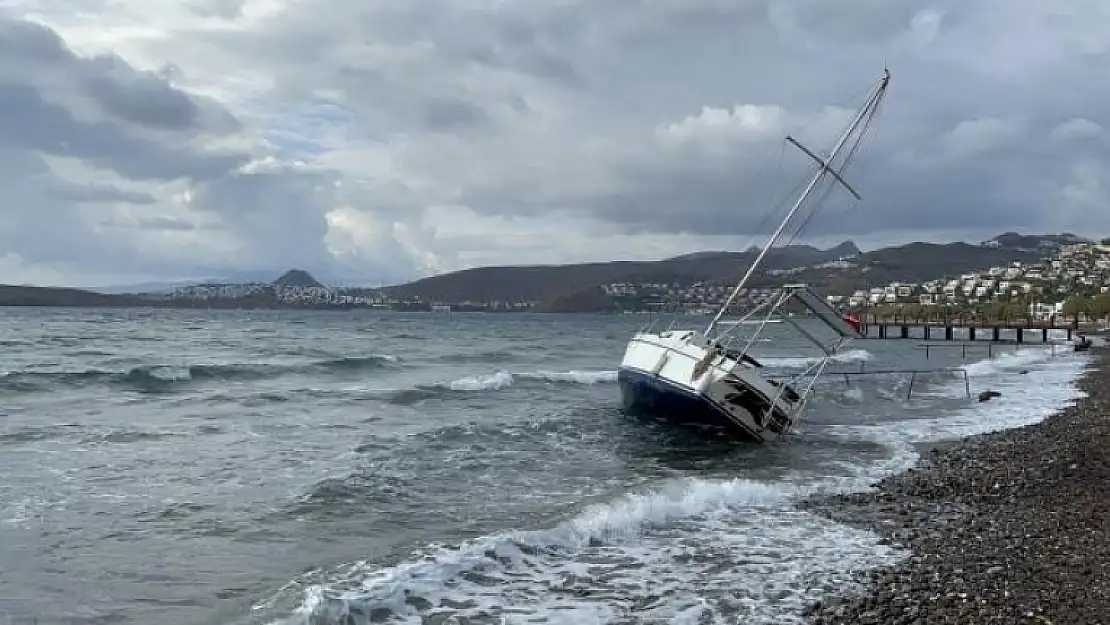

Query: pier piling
(858, 322), (1071, 345)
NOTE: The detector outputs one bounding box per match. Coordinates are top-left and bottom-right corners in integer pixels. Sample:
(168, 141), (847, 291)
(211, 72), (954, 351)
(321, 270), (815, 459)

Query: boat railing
(756, 357), (828, 434)
(783, 356), (836, 431)
(915, 341), (1060, 360)
(765, 366), (972, 400)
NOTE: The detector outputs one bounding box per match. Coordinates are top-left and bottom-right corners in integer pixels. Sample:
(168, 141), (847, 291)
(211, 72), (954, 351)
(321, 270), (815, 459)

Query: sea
(0, 308), (1092, 625)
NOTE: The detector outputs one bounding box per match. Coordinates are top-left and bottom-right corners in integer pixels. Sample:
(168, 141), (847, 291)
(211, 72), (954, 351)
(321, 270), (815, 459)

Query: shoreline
(800, 347), (1109, 624)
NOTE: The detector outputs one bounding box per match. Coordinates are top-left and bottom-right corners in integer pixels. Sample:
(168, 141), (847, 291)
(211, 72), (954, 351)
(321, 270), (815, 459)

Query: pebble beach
(802, 345), (1109, 625)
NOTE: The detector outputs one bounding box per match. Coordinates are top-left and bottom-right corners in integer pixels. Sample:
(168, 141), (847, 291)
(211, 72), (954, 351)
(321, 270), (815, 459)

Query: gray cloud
(190, 166), (341, 275)
(189, 0), (246, 20)
(43, 179), (158, 205)
(4, 0), (1110, 285)
(0, 15), (349, 285)
(0, 81), (243, 180)
(207, 0), (1110, 243)
(423, 97), (491, 132)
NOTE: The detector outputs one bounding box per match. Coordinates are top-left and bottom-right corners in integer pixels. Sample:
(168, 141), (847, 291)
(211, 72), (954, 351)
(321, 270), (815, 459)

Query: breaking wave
(0, 355), (401, 394)
(761, 348), (873, 369)
(960, 346), (1058, 377)
(385, 370), (617, 405)
(258, 473), (903, 625)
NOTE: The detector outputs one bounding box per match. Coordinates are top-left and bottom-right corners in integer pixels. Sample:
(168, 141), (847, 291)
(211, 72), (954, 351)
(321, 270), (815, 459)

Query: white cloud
(942, 117), (1024, 159)
(1, 0), (1109, 287)
(1050, 118), (1103, 142)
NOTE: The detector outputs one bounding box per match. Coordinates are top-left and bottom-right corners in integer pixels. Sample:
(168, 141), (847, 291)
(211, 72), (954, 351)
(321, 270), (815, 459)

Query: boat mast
(704, 69), (890, 338)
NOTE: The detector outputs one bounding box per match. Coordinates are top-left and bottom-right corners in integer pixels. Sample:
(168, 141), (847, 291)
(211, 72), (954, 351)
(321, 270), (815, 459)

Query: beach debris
(978, 390), (1002, 402)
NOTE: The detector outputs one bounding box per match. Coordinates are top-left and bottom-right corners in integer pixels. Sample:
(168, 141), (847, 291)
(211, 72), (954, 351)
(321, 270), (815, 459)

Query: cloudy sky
(0, 0), (1107, 287)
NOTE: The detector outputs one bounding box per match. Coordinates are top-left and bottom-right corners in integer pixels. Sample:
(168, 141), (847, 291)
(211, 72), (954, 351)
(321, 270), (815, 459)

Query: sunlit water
(0, 309), (1091, 625)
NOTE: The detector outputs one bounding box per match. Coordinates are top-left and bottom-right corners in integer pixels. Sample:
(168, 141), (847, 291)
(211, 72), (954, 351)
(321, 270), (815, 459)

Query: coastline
(800, 347), (1109, 624)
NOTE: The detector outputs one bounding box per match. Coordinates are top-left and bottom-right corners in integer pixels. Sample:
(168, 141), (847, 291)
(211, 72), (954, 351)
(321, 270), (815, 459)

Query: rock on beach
(801, 347), (1110, 625)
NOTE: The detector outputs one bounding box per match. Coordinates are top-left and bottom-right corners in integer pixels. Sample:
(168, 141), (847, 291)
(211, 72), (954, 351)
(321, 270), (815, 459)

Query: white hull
(617, 330), (803, 442)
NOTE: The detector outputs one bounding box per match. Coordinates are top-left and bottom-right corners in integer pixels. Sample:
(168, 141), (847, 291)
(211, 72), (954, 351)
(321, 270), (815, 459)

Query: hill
(92, 269), (324, 294)
(0, 285), (147, 307)
(815, 242), (1044, 294)
(664, 241), (861, 264)
(272, 269), (324, 289)
(981, 232), (1090, 251)
(385, 242), (860, 304)
(385, 234), (1070, 311)
(0, 268), (324, 308)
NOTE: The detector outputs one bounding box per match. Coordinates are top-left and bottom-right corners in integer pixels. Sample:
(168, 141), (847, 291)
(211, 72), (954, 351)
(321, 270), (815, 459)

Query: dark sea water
(0, 308), (1092, 625)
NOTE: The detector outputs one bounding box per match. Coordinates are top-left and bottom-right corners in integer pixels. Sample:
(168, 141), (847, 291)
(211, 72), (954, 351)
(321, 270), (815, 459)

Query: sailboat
(616, 69), (891, 443)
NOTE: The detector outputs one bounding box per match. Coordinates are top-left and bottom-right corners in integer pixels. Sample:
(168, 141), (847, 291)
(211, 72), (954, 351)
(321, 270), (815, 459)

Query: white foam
(961, 346), (1059, 377)
(763, 348), (873, 369)
(443, 369), (617, 391)
(519, 370), (618, 385)
(446, 371), (514, 391)
(832, 351), (1090, 446)
(263, 475), (903, 625)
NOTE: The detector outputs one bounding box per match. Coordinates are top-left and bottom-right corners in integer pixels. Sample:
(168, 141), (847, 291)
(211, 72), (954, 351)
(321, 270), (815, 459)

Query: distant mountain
(0, 285), (148, 307)
(666, 241), (860, 263)
(38, 232), (1087, 312)
(91, 269), (328, 294)
(384, 234), (1074, 311)
(816, 241), (1044, 296)
(272, 269), (324, 289)
(980, 232), (1091, 251)
(386, 242), (863, 305)
(91, 279), (217, 295)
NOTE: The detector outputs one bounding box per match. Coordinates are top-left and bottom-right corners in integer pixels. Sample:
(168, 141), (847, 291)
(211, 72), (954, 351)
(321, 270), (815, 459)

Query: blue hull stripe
(617, 366), (764, 441)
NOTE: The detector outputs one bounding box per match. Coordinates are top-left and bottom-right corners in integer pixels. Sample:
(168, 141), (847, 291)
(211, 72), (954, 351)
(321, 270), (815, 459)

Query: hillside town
(830, 242), (1110, 319)
(166, 280), (536, 312)
(147, 237), (1110, 319)
(170, 282), (384, 307)
(164, 271), (535, 311)
(600, 240), (1110, 320)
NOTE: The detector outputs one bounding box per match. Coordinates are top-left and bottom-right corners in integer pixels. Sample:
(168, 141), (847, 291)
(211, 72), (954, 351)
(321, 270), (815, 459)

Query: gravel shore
(801, 347), (1110, 625)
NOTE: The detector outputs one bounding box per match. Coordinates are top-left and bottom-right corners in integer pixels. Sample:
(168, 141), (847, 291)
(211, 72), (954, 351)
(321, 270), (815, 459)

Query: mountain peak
(272, 269), (324, 289)
(827, 240), (861, 257)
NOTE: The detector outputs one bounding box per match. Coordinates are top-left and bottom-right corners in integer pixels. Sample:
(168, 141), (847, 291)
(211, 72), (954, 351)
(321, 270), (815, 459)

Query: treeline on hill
(1061, 293), (1110, 320)
(866, 293), (1110, 324)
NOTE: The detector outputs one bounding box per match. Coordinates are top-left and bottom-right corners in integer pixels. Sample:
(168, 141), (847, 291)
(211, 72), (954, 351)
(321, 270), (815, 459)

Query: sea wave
(384, 370), (617, 405)
(258, 471), (902, 625)
(761, 348), (874, 369)
(0, 354), (401, 394)
(256, 349), (1094, 625)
